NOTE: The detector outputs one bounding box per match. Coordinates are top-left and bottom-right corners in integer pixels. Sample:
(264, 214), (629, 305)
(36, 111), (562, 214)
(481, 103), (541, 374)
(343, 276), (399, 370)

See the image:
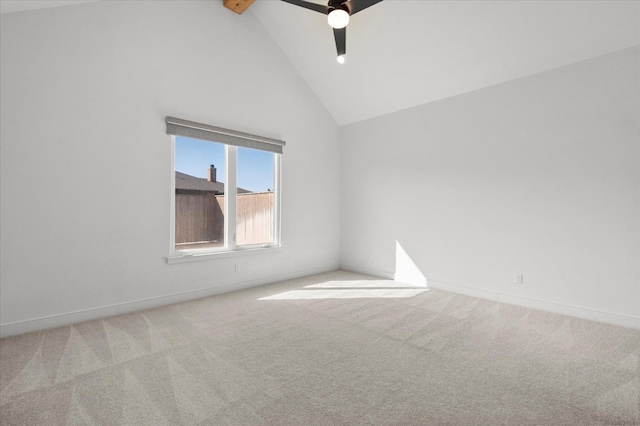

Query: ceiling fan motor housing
(328, 0), (350, 14)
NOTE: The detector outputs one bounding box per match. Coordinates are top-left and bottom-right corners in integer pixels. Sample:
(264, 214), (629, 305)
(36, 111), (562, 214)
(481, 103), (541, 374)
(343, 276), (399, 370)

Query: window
(167, 117), (283, 261)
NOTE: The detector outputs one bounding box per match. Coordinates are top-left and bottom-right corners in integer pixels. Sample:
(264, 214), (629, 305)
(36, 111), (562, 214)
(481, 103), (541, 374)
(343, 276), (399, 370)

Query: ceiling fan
(281, 0), (383, 64)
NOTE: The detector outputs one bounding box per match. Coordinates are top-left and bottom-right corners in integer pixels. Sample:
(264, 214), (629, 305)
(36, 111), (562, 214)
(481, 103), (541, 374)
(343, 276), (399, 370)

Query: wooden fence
(175, 192), (274, 247)
(236, 192), (274, 245)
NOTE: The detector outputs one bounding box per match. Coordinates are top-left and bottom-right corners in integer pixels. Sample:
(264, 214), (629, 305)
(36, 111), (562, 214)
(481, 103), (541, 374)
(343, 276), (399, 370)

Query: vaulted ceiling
(2, 0), (639, 125)
(252, 1), (640, 125)
(0, 0), (96, 14)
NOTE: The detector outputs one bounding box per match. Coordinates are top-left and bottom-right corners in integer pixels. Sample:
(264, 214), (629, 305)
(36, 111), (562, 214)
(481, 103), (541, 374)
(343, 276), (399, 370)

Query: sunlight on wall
(395, 241), (427, 287)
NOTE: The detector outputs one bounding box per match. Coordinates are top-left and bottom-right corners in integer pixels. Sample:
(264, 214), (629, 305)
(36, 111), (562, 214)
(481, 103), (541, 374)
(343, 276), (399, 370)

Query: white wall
(341, 47), (640, 328)
(0, 1), (341, 336)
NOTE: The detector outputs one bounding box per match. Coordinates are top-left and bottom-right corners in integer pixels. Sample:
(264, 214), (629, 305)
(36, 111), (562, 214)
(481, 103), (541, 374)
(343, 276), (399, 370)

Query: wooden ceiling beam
(223, 0), (255, 15)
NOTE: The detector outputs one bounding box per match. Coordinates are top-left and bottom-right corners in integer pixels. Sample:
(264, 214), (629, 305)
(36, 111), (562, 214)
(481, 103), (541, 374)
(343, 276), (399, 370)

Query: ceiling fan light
(337, 55), (345, 64)
(328, 9), (349, 29)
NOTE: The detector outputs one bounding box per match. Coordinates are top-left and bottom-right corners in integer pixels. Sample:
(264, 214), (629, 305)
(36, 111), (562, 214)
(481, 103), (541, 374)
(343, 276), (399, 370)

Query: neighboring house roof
(175, 172), (251, 194)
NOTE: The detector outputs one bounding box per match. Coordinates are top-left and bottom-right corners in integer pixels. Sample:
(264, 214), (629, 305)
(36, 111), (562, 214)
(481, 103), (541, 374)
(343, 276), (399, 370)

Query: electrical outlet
(514, 273), (524, 284)
(235, 263), (241, 272)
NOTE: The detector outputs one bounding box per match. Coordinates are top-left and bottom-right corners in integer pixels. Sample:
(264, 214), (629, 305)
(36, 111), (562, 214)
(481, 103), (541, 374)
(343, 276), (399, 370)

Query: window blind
(166, 116), (285, 154)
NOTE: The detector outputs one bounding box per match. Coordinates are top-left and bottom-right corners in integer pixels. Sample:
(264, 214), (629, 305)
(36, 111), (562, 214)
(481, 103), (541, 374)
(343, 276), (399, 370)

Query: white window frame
(166, 117), (283, 264)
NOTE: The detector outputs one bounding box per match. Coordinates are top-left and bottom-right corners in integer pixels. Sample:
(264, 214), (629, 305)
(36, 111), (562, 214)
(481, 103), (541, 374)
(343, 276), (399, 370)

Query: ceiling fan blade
(333, 27), (346, 56)
(344, 0), (383, 15)
(281, 0), (329, 14)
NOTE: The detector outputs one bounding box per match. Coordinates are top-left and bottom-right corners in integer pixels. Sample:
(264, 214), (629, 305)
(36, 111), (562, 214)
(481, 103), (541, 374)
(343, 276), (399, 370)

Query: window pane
(237, 147), (275, 246)
(174, 136), (226, 250)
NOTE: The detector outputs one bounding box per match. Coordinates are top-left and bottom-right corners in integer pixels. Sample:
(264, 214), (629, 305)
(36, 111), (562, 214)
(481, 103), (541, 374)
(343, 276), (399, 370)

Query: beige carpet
(1, 270), (638, 425)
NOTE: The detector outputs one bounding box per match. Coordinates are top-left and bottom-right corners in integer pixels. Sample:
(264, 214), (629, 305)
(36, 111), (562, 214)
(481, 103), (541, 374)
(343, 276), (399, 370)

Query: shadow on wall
(394, 241), (427, 287)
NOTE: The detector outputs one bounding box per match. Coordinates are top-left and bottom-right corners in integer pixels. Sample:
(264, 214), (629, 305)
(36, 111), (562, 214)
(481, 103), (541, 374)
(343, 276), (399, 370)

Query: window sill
(166, 245), (281, 265)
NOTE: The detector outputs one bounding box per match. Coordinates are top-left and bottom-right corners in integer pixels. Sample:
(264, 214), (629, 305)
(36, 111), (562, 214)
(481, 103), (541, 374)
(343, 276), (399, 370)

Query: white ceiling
(2, 1), (639, 126)
(251, 0), (640, 125)
(0, 0), (96, 14)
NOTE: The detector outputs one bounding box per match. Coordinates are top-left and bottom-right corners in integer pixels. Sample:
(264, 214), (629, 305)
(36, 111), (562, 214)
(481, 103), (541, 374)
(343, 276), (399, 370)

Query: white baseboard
(6, 265), (636, 337)
(340, 264), (639, 330)
(427, 280), (640, 331)
(339, 264), (395, 280)
(340, 264), (427, 287)
(393, 273), (428, 287)
(0, 264), (338, 338)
